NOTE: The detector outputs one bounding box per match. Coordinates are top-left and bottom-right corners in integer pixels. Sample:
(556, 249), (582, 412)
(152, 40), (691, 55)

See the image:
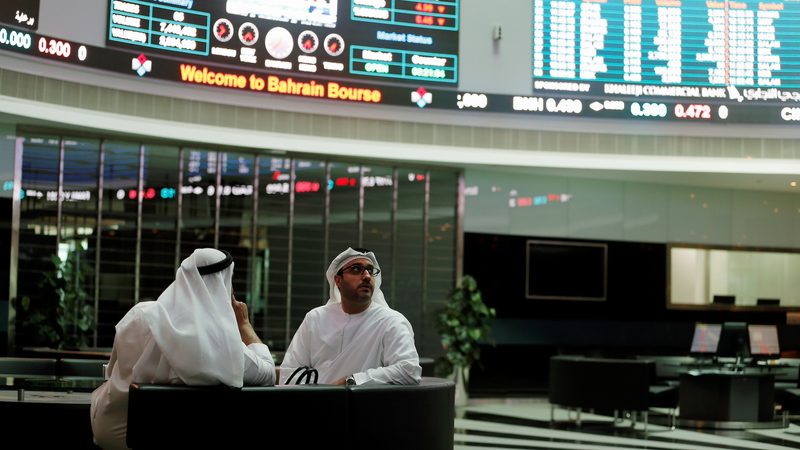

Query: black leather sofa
(549, 355), (664, 430)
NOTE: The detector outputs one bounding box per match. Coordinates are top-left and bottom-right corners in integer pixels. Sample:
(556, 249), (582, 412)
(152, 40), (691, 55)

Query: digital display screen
(4, 2), (800, 123)
(106, 0), (459, 85)
(748, 324), (780, 357)
(689, 323), (721, 354)
(0, 0), (39, 30)
(531, 0), (800, 122)
(526, 240), (607, 301)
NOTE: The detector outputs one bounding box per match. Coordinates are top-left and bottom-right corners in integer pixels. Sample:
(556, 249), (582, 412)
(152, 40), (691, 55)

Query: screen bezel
(525, 239), (608, 301)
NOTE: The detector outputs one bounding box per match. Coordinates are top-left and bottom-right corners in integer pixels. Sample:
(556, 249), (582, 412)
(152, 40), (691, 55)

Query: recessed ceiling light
(790, 181), (798, 187)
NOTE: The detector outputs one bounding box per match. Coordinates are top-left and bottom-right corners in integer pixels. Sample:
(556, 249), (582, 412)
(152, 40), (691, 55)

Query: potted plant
(13, 250), (95, 350)
(434, 274), (496, 407)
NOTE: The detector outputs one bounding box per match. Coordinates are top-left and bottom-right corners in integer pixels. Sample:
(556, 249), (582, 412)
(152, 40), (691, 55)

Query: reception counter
(678, 370), (783, 429)
(127, 377), (455, 450)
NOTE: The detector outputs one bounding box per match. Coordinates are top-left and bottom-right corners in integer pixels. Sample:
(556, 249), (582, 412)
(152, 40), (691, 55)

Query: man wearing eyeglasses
(278, 247), (422, 385)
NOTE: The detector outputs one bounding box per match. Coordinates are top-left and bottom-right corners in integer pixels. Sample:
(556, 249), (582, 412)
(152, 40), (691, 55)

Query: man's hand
(232, 292), (262, 345)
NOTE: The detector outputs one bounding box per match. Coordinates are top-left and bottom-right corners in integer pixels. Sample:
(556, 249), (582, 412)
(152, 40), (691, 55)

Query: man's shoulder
(304, 302), (337, 319)
(119, 301), (153, 325)
(370, 304), (411, 323)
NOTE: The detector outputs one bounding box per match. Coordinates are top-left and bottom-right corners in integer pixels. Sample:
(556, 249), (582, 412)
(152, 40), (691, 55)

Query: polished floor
(456, 398), (800, 450)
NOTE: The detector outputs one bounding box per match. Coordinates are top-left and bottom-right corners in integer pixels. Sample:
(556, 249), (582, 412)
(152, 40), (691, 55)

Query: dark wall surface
(464, 232), (798, 396)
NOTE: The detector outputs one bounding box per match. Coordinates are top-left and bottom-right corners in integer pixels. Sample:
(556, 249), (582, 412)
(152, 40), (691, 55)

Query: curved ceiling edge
(3, 94), (799, 176)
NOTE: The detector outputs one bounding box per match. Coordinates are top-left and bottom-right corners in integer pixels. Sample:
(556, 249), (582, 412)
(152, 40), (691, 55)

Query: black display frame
(525, 239), (608, 302)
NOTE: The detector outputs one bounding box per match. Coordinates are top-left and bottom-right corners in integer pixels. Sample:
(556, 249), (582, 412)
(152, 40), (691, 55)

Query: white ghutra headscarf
(139, 248), (245, 386)
(325, 247), (388, 307)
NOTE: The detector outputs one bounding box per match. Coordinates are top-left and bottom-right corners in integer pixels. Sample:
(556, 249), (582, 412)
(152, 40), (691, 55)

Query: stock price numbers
(630, 102), (667, 118)
(37, 36), (87, 61)
(674, 104), (712, 120)
(0, 26), (31, 50)
(38, 37), (71, 58)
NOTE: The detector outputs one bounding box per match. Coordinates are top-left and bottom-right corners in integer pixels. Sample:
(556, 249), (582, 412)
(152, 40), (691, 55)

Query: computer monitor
(716, 322), (750, 359)
(689, 323), (722, 356)
(712, 295), (735, 305)
(748, 324), (780, 359)
(756, 298), (780, 306)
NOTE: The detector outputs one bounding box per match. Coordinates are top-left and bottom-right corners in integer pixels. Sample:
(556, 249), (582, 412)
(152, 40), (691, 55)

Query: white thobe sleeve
(356, 318), (422, 385)
(279, 318), (312, 385)
(243, 342), (275, 386)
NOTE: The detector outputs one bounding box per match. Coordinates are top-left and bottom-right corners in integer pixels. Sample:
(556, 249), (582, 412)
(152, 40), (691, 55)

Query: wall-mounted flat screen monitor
(530, 0), (800, 124)
(105, 0), (459, 86)
(717, 322), (750, 359)
(689, 323), (722, 356)
(748, 324), (781, 359)
(526, 240), (607, 301)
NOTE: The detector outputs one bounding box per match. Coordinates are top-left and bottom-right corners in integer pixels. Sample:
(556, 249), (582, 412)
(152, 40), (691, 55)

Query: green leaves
(13, 249), (95, 349)
(434, 275), (496, 379)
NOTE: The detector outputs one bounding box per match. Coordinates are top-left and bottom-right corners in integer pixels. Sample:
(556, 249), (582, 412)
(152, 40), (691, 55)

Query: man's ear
(334, 275), (342, 287)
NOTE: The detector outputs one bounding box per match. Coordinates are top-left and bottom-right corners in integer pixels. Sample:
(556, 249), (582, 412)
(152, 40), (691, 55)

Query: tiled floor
(456, 398), (800, 450)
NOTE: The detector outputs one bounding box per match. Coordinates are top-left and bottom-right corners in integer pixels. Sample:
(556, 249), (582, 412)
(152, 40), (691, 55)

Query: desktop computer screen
(748, 324), (781, 359)
(689, 323), (722, 355)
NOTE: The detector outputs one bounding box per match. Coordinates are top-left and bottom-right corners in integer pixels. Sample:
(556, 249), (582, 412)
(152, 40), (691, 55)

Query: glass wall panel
(59, 138), (99, 348)
(669, 245), (800, 308)
(15, 135), (60, 348)
(97, 141), (140, 347)
(361, 164), (395, 303)
(139, 145), (179, 302)
(218, 151), (255, 301)
(290, 159), (326, 332)
(0, 127), (14, 352)
(328, 161), (359, 267)
(393, 168), (425, 335)
(255, 157), (291, 349)
(424, 169), (458, 354)
(8, 130), (459, 356)
(180, 148), (218, 258)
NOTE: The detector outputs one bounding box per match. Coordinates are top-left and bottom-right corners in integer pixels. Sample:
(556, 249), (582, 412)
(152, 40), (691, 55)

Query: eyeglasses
(338, 264), (380, 277)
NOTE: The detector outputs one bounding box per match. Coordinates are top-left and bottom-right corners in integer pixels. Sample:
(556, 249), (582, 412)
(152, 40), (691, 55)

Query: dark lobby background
(464, 232), (798, 396)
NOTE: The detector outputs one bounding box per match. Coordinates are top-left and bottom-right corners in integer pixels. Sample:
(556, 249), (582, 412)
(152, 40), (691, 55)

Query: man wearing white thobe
(280, 247), (422, 386)
(90, 248), (275, 450)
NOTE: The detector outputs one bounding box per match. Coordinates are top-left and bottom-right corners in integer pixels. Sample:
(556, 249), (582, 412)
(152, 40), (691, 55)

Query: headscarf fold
(325, 247), (388, 307)
(139, 248), (244, 386)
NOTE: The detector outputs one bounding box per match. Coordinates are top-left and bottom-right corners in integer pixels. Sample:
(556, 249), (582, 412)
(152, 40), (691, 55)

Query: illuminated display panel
(689, 323), (722, 355)
(748, 324), (780, 358)
(106, 0), (459, 85)
(0, 0), (39, 30)
(531, 0), (800, 122)
(3, 1), (800, 123)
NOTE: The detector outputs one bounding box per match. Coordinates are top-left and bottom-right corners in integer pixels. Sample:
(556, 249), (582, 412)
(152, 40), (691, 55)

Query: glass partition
(669, 244), (800, 308)
(16, 135), (61, 347)
(139, 144), (179, 302)
(10, 132), (460, 354)
(290, 159), (326, 332)
(255, 157), (291, 348)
